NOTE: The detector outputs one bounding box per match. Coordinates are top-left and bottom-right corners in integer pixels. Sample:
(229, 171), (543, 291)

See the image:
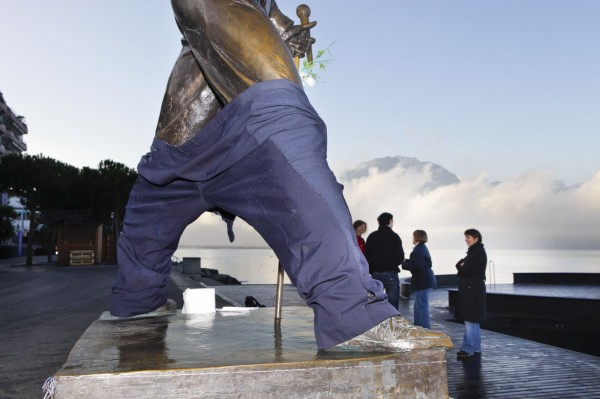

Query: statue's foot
(109, 299), (177, 320)
(329, 316), (453, 352)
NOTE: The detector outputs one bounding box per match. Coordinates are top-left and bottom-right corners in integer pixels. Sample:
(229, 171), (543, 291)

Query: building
(7, 195), (30, 235)
(0, 91), (28, 158)
(41, 209), (105, 266)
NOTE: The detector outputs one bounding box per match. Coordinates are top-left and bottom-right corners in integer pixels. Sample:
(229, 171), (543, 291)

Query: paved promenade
(1, 257), (599, 398)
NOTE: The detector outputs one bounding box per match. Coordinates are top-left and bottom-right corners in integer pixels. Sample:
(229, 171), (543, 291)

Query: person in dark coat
(402, 230), (436, 328)
(455, 228), (487, 358)
(365, 213), (405, 309)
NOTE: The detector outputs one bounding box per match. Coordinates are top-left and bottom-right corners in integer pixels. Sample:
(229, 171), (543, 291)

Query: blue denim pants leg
(413, 288), (431, 329)
(371, 272), (400, 310)
(462, 321), (481, 354)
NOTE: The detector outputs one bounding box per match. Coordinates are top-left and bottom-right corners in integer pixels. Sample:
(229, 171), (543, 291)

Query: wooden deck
(201, 274), (600, 398)
(447, 279), (600, 358)
(413, 288), (600, 398)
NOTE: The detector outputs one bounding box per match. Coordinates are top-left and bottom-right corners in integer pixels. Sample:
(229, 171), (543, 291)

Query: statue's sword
(293, 4), (313, 69)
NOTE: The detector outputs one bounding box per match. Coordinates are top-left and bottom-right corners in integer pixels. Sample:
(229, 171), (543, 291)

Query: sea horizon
(173, 246), (600, 285)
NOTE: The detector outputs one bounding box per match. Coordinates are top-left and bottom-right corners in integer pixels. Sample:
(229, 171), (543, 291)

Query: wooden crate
(70, 250), (95, 266)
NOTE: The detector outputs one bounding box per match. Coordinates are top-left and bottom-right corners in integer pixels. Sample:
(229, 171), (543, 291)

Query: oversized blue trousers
(110, 80), (399, 349)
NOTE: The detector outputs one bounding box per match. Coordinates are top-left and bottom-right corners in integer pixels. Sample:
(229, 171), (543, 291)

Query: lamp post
(17, 198), (26, 257)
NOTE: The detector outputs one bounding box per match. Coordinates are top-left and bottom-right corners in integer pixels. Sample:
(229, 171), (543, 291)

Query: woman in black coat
(455, 228), (487, 359)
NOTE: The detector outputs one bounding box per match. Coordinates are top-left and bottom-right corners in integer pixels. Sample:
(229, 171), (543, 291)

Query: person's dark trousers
(110, 80), (400, 349)
(371, 271), (400, 310)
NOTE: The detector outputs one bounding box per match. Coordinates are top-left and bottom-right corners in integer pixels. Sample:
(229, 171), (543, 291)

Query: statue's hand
(282, 21), (317, 59)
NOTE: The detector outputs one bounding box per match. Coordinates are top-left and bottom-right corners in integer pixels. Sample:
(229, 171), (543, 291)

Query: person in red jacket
(353, 220), (367, 254)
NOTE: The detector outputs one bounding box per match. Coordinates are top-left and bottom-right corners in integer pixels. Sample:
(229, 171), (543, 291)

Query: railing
(5, 113), (28, 135)
(487, 260), (496, 285)
(4, 130), (27, 151)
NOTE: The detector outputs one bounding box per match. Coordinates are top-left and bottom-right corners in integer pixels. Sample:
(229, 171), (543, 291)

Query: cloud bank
(179, 156), (600, 250)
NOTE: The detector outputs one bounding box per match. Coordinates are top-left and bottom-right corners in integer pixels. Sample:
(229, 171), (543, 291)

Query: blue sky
(1, 1), (598, 185)
(2, 1), (600, 249)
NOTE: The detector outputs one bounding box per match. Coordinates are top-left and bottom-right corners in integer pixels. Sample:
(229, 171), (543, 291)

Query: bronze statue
(156, 0), (315, 146)
(110, 0), (452, 353)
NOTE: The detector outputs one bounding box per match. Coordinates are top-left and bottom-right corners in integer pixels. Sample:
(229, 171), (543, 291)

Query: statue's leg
(171, 0), (302, 103)
(202, 131), (399, 349)
(171, 80), (398, 348)
(110, 176), (208, 317)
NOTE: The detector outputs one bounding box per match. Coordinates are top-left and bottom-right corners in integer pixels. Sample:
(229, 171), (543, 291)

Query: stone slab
(52, 307), (450, 398)
(182, 257), (201, 275)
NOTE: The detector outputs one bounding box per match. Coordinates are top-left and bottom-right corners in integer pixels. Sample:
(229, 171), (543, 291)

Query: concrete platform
(51, 307), (450, 398)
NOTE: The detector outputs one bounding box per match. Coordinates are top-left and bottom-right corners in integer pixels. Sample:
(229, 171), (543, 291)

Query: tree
(0, 154), (81, 263)
(0, 205), (16, 258)
(0, 204), (16, 243)
(77, 160), (137, 218)
(0, 154), (137, 264)
(77, 160), (137, 263)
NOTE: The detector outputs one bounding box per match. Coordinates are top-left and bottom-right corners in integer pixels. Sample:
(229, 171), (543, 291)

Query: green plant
(299, 43), (335, 86)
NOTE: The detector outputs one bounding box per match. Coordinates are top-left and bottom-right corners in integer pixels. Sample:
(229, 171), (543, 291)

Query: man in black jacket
(366, 212), (405, 309)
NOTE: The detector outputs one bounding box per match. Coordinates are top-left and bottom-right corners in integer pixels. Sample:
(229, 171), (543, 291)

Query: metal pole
(275, 262), (284, 319)
(275, 4), (313, 322)
(17, 207), (25, 256)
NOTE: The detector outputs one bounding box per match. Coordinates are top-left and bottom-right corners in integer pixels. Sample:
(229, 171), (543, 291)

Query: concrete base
(52, 307), (450, 398)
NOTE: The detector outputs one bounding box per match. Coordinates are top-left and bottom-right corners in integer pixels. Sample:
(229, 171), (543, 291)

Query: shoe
(109, 299), (178, 320)
(457, 350), (474, 358)
(329, 316), (453, 352)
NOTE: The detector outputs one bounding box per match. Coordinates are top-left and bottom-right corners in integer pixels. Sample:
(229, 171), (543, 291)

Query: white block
(182, 288), (215, 314)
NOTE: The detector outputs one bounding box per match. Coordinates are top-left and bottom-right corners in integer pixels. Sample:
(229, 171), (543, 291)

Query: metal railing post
(275, 262), (285, 319)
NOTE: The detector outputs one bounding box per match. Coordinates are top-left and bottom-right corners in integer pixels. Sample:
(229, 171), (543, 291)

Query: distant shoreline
(172, 248), (600, 285)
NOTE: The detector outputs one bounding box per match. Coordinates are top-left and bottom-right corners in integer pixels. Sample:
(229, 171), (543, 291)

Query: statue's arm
(269, 1), (316, 60)
(268, 1), (294, 34)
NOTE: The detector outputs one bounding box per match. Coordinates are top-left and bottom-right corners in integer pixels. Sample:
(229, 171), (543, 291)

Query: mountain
(340, 155), (460, 193)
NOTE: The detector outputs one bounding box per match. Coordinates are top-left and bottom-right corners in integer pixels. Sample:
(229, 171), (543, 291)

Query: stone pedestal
(51, 307), (450, 398)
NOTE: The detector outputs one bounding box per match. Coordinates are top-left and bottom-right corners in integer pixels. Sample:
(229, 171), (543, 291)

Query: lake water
(173, 246), (600, 285)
